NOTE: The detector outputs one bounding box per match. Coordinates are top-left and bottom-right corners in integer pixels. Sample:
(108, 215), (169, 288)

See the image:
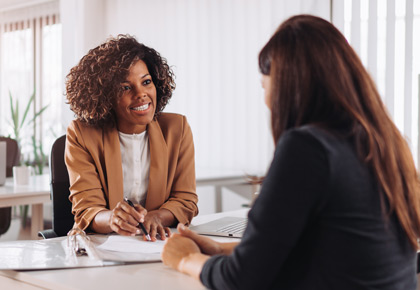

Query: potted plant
(8, 89), (48, 226)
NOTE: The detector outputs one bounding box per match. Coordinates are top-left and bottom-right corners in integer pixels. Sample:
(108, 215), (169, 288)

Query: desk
(0, 209), (248, 290)
(0, 174), (50, 239)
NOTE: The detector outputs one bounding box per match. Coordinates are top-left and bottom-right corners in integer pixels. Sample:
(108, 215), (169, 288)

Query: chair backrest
(0, 136), (20, 235)
(0, 136), (20, 177)
(50, 135), (74, 236)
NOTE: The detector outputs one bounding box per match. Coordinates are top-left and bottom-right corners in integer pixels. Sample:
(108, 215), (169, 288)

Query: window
(0, 1), (62, 168)
(333, 0), (420, 166)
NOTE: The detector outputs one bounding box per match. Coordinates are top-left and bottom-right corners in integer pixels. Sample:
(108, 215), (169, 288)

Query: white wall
(104, 0), (330, 175)
(60, 0), (330, 173)
(59, 0), (330, 213)
(60, 0), (106, 127)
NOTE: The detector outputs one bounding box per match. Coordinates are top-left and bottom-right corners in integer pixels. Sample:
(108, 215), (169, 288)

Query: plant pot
(12, 165), (32, 186)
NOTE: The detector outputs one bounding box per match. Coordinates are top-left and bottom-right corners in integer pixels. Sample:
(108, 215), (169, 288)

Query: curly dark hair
(66, 34), (175, 127)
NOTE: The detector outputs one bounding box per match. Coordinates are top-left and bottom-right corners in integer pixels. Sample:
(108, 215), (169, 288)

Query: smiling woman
(114, 60), (157, 134)
(64, 35), (198, 241)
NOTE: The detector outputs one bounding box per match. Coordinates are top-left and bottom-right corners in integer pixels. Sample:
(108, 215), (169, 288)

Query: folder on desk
(0, 229), (163, 270)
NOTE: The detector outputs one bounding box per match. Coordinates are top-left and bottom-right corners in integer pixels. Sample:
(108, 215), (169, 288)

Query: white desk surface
(0, 174), (50, 205)
(0, 174), (50, 239)
(0, 209), (248, 290)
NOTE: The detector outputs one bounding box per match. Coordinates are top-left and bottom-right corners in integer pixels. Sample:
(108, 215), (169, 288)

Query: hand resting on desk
(162, 224), (239, 280)
(177, 223), (238, 256)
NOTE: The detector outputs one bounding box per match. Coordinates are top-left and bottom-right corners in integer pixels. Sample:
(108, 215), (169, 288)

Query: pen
(124, 198), (151, 241)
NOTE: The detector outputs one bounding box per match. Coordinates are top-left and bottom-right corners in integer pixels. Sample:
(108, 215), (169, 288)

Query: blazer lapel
(146, 120), (168, 210)
(104, 126), (124, 210)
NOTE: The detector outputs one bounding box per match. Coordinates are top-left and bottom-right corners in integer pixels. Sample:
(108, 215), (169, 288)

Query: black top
(200, 126), (417, 290)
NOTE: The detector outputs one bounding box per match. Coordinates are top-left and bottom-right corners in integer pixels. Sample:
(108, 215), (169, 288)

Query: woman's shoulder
(68, 119), (99, 132)
(67, 119), (110, 138)
(156, 112), (186, 123)
(151, 113), (192, 141)
(280, 125), (354, 165)
(283, 125), (345, 148)
(155, 113), (189, 130)
(277, 126), (328, 155)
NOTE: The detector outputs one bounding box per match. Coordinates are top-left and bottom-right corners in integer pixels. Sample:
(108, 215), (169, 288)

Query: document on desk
(0, 234), (164, 270)
(90, 235), (164, 262)
(0, 239), (103, 270)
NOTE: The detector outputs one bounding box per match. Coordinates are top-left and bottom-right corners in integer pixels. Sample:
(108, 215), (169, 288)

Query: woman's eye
(122, 85), (131, 91)
(143, 79), (152, 85)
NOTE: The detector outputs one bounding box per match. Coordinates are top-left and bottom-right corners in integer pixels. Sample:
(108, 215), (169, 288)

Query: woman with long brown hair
(161, 15), (420, 289)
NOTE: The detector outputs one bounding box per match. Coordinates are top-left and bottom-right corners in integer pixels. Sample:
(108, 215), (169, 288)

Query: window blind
(0, 0), (61, 163)
(332, 0), (420, 166)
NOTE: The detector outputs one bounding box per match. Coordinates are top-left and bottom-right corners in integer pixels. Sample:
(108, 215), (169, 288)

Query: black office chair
(418, 252), (420, 274)
(38, 135), (75, 239)
(0, 137), (20, 236)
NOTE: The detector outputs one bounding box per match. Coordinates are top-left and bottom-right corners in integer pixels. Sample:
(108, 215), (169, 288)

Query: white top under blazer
(118, 130), (150, 206)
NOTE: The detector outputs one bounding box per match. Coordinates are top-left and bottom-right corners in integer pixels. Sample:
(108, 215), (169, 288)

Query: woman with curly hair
(162, 15), (420, 289)
(65, 35), (198, 241)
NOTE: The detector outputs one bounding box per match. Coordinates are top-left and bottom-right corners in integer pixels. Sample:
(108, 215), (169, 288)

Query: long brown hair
(259, 14), (420, 248)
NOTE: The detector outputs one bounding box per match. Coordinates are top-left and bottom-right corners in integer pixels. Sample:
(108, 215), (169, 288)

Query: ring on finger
(115, 217), (122, 227)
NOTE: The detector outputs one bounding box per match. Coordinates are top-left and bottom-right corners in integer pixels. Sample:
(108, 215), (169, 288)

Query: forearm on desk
(89, 210), (113, 234)
(180, 253), (210, 280)
(219, 242), (239, 255)
(179, 241), (239, 280)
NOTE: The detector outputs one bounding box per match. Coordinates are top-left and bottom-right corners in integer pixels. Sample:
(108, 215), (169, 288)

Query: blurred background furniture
(38, 135), (73, 239)
(196, 169), (260, 212)
(0, 137), (20, 236)
(0, 174), (50, 240)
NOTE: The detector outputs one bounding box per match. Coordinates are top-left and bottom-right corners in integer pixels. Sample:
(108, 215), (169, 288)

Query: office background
(0, 0), (419, 215)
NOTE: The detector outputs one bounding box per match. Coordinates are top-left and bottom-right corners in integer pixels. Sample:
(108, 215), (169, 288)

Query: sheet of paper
(96, 235), (166, 254)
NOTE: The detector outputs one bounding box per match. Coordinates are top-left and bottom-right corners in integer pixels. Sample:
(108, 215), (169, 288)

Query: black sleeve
(200, 129), (330, 290)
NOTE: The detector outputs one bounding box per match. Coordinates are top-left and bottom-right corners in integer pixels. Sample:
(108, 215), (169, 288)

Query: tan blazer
(65, 113), (198, 231)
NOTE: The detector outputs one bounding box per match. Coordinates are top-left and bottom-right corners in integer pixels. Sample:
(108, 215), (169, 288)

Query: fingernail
(179, 224), (185, 230)
(136, 229), (141, 234)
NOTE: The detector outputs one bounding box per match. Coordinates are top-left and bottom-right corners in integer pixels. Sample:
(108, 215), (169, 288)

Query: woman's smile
(131, 103), (150, 112)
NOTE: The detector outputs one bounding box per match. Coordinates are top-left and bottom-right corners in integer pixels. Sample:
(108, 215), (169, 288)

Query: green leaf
(9, 91), (20, 141)
(19, 90), (35, 129)
(9, 91), (15, 123)
(8, 88), (49, 168)
(27, 104), (49, 125)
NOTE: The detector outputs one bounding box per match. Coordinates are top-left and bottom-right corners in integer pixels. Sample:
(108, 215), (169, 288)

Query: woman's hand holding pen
(109, 200), (173, 241)
(109, 201), (147, 236)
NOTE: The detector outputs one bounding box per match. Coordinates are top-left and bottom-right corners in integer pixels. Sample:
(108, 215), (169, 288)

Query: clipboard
(0, 228), (163, 270)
